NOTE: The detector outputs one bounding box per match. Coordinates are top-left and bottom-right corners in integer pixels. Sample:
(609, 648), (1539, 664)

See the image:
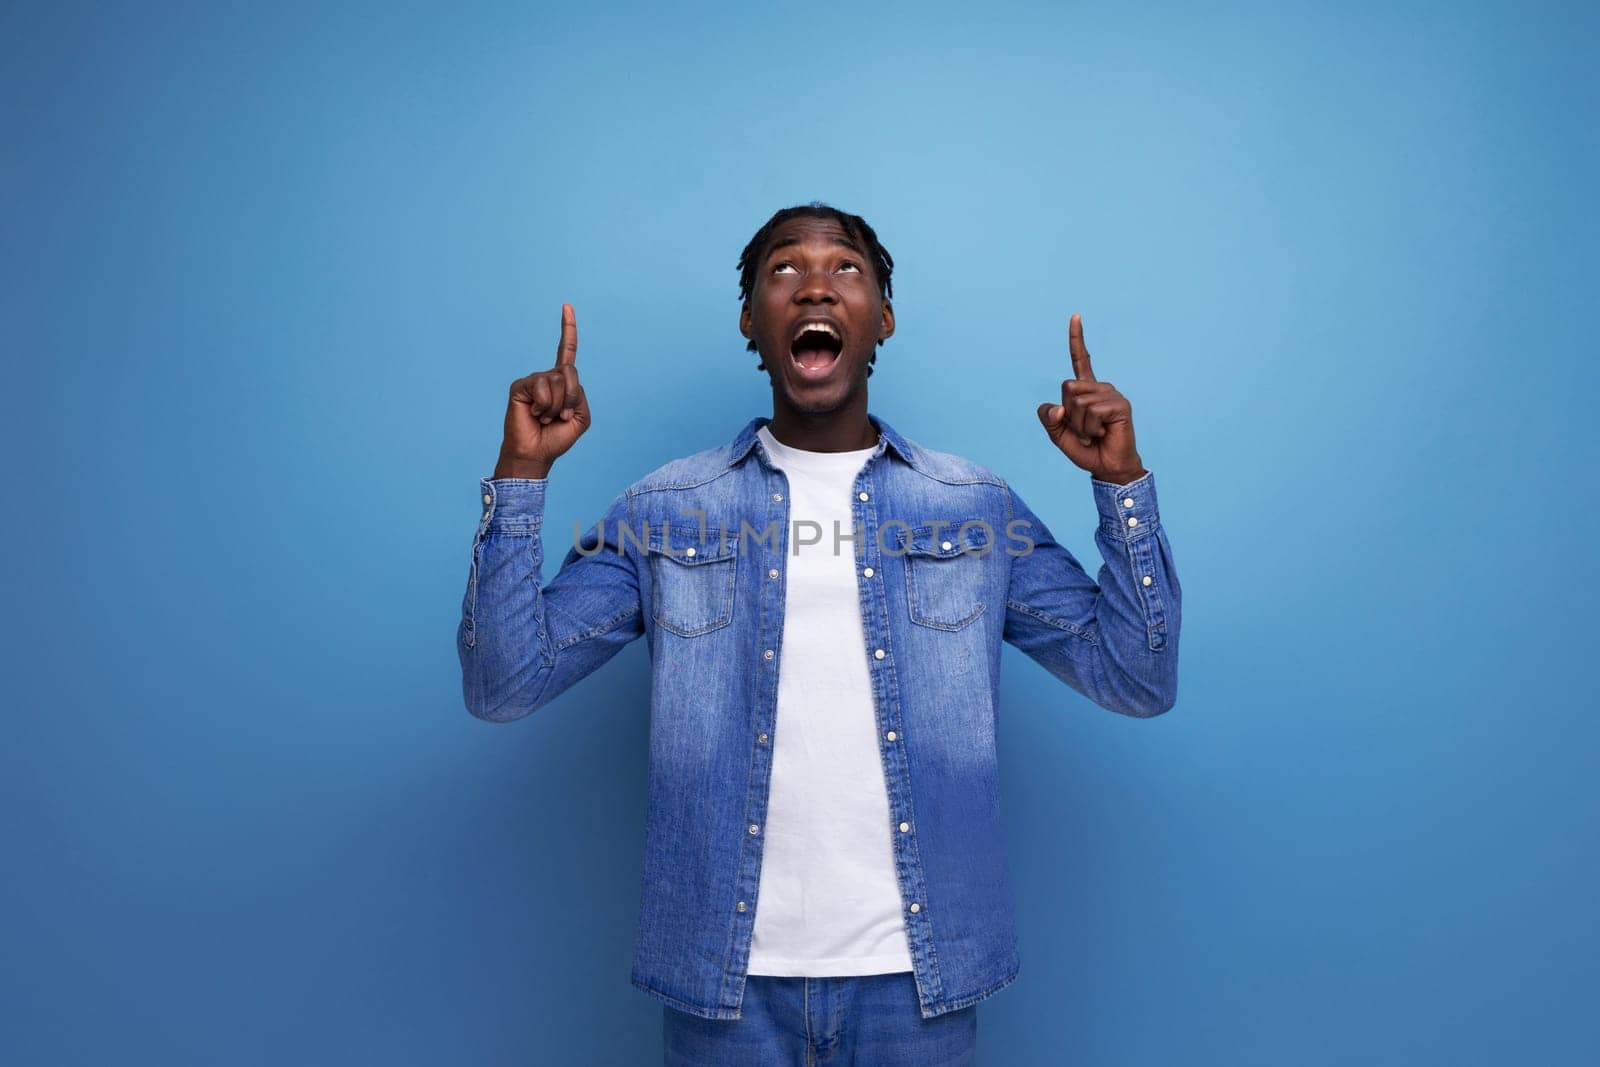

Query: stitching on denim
(900, 521), (991, 630)
(1003, 598), (1097, 643)
(1133, 538), (1166, 652)
(646, 522), (741, 560)
(466, 541), (481, 643)
(552, 605), (642, 652)
(880, 660), (944, 1003)
(631, 463), (743, 494)
(485, 519), (543, 536)
(804, 978), (812, 1060)
(631, 976), (741, 1020)
(924, 964), (1020, 1016)
(905, 557), (986, 630)
(914, 470), (1004, 489)
(861, 615), (946, 1003)
(649, 551), (737, 637)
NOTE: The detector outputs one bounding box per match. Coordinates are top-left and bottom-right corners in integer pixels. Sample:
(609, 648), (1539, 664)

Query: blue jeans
(662, 971), (978, 1065)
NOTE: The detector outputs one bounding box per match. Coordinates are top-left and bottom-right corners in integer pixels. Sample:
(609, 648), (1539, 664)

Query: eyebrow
(765, 234), (866, 261)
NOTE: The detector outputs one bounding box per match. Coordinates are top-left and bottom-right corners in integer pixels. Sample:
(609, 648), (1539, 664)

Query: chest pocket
(893, 521), (991, 631)
(648, 524), (739, 638)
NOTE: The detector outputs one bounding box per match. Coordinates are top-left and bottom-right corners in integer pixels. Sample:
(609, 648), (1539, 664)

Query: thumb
(1036, 402), (1096, 457)
(1036, 402), (1091, 443)
(1036, 401), (1063, 434)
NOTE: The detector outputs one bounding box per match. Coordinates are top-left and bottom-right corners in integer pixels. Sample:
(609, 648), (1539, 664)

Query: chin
(778, 374), (861, 414)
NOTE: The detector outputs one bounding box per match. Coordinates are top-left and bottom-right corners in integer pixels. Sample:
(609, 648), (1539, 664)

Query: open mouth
(789, 319), (844, 378)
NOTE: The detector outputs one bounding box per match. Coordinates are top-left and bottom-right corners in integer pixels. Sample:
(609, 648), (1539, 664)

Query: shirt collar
(725, 411), (921, 472)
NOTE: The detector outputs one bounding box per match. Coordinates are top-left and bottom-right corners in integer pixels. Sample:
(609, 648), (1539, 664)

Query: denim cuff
(479, 477), (547, 532)
(1091, 469), (1159, 543)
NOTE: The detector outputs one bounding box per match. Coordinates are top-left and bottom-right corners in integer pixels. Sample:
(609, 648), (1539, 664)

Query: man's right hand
(494, 303), (591, 479)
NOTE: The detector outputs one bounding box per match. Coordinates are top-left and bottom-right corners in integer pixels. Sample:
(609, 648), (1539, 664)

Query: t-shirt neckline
(758, 423), (879, 462)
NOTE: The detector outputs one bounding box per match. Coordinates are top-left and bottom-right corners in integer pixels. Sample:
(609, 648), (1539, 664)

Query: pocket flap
(646, 522), (740, 563)
(890, 521), (995, 558)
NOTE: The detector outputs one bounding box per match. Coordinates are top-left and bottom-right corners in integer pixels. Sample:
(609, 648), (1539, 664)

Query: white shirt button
(909, 902), (920, 913)
(1127, 516), (1138, 528)
(899, 821), (909, 833)
(769, 568), (779, 579)
(482, 493), (493, 505)
(863, 567), (874, 578)
(1123, 496), (1135, 508)
(874, 648), (885, 660)
(685, 546), (696, 557)
(941, 540), (952, 551)
(749, 824), (760, 835)
(772, 493), (783, 502)
(858, 491), (869, 501)
(758, 732), (768, 744)
(764, 649), (774, 660)
(1142, 575), (1153, 586)
(736, 901), (747, 912)
(885, 730), (896, 741)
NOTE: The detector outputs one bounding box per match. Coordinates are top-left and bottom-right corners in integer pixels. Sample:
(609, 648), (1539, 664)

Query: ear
(740, 303), (752, 339)
(878, 298), (895, 341)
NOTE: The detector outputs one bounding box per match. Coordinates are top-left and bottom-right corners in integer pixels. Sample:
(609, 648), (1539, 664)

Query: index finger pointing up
(1069, 313), (1096, 382)
(555, 303), (578, 366)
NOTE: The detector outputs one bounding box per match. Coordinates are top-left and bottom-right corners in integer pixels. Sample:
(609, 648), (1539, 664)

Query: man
(457, 203), (1181, 1064)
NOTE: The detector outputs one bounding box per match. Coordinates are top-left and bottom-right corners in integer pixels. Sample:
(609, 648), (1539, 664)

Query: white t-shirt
(746, 424), (915, 977)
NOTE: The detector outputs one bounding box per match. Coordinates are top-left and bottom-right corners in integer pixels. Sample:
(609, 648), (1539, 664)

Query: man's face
(740, 216), (895, 413)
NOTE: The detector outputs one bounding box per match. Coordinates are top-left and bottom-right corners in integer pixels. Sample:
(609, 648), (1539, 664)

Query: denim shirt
(457, 412), (1181, 1020)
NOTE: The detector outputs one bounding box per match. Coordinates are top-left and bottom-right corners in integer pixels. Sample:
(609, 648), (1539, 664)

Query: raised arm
(1002, 473), (1179, 717)
(457, 304), (645, 722)
(1005, 313), (1181, 716)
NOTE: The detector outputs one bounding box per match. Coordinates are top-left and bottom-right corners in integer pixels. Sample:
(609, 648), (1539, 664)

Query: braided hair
(736, 202), (895, 377)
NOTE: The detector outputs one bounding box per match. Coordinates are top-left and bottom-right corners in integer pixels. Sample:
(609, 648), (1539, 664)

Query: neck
(766, 391), (877, 452)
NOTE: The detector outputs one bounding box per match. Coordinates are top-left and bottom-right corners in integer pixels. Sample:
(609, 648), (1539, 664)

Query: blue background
(4, 1), (1596, 1063)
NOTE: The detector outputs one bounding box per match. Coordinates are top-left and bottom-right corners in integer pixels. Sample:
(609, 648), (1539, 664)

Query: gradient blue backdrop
(4, 1), (1596, 1064)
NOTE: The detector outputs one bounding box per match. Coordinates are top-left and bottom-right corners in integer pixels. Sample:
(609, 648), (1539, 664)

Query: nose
(792, 269), (838, 305)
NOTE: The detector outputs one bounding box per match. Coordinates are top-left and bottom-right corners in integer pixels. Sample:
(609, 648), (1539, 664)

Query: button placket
(849, 463), (928, 957)
(1133, 537), (1167, 650)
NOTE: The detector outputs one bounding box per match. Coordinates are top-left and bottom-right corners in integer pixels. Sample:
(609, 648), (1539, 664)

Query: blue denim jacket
(457, 412), (1181, 1020)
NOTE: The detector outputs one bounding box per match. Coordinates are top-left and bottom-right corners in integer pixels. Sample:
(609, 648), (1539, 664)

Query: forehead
(762, 216), (862, 256)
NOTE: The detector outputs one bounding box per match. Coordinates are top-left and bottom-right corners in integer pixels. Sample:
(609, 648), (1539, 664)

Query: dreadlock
(736, 202), (895, 377)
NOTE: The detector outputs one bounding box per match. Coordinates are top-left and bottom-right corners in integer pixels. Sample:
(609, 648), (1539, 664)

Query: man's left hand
(1036, 313), (1148, 484)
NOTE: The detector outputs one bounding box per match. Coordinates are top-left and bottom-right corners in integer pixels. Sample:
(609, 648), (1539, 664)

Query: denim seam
(632, 464), (744, 494)
(552, 605), (642, 652)
(876, 643), (946, 1003)
(1003, 598), (1098, 644)
(631, 976), (741, 1020)
(925, 964), (1020, 1016)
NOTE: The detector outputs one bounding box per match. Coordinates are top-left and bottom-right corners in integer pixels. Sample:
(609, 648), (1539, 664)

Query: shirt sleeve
(457, 477), (646, 722)
(1000, 469), (1181, 717)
